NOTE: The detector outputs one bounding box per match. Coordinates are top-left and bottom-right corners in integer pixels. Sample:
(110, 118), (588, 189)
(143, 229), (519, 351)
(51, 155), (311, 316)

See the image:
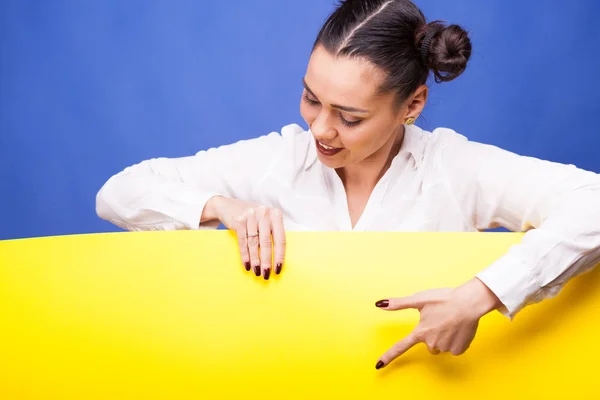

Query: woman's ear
(405, 85), (428, 121)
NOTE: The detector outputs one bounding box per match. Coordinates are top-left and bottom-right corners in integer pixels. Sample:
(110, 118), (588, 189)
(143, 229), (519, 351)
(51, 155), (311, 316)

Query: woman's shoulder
(195, 123), (310, 156)
(415, 125), (500, 158)
(403, 125), (468, 165)
(256, 123), (309, 141)
(196, 123), (315, 172)
(409, 125), (515, 175)
(279, 123), (308, 138)
(277, 123), (317, 170)
(272, 123), (314, 156)
(417, 125), (469, 148)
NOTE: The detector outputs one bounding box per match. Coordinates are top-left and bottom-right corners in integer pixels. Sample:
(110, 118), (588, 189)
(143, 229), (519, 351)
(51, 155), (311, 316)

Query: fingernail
(375, 300), (389, 308)
(263, 268), (271, 280)
(244, 262), (251, 271)
(254, 265), (261, 276)
(376, 361), (384, 370)
(275, 263), (282, 274)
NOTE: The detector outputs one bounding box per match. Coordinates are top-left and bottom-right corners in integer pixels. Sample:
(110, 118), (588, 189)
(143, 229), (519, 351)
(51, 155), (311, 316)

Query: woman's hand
(374, 278), (502, 369)
(204, 196), (286, 280)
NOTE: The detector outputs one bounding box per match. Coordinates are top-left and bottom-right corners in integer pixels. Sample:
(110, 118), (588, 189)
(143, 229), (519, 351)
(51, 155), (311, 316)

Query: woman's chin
(316, 152), (345, 169)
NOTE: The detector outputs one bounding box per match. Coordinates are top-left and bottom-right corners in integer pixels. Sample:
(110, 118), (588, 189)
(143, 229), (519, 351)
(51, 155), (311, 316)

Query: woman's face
(300, 45), (426, 169)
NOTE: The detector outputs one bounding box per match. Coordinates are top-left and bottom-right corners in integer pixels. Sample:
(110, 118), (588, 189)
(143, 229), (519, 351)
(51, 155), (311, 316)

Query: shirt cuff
(173, 188), (222, 230)
(475, 253), (538, 320)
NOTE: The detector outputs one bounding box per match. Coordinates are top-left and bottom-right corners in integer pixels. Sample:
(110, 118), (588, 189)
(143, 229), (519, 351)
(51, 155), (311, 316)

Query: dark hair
(313, 0), (472, 105)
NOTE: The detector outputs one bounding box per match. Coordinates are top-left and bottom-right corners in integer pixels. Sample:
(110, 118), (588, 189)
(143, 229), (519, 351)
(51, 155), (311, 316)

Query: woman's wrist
(201, 195), (226, 223)
(452, 278), (503, 319)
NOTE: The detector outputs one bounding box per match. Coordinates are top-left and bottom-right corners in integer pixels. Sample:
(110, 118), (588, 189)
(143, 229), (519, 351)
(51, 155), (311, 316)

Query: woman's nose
(310, 112), (337, 141)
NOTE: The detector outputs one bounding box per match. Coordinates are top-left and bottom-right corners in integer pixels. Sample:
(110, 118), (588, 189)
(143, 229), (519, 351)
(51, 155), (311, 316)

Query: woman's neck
(336, 126), (404, 191)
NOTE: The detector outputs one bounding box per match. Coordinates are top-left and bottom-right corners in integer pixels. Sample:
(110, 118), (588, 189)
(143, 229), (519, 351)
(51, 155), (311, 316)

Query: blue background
(1, 0), (599, 240)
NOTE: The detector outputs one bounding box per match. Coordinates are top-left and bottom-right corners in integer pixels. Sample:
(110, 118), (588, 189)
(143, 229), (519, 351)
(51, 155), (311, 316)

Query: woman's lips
(316, 139), (344, 156)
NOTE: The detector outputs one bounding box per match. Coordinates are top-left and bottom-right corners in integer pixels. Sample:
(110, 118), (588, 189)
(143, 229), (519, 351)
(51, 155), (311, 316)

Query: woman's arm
(96, 124), (304, 231)
(438, 130), (600, 318)
(374, 130), (600, 369)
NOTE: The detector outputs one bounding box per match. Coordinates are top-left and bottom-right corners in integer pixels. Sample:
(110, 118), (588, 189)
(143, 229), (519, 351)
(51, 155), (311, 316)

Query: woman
(96, 0), (600, 369)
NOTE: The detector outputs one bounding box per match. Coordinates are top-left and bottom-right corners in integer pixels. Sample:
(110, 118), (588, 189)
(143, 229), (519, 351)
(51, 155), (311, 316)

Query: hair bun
(422, 22), (472, 83)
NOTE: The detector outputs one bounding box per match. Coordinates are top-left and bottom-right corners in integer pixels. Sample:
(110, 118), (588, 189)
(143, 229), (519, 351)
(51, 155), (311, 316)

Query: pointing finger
(375, 288), (453, 311)
(376, 332), (420, 369)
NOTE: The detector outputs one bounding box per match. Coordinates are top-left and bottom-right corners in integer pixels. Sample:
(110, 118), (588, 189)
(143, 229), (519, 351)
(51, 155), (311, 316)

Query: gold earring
(405, 117), (415, 125)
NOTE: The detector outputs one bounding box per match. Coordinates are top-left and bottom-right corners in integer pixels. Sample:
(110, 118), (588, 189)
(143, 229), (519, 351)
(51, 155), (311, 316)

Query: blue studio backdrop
(1, 0), (599, 240)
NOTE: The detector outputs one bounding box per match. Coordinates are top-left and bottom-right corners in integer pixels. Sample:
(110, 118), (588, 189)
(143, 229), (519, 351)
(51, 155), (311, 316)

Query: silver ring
(247, 232), (259, 237)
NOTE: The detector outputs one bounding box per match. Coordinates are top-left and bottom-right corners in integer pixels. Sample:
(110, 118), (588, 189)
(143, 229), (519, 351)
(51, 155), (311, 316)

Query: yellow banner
(0, 232), (598, 398)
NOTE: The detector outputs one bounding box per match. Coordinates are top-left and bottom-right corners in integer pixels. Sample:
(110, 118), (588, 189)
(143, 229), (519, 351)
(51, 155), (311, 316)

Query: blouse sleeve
(96, 124), (305, 231)
(437, 131), (600, 319)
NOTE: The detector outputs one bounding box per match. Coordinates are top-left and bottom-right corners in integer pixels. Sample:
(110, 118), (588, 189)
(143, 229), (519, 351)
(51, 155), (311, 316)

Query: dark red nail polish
(264, 268), (271, 280)
(376, 361), (384, 370)
(244, 262), (251, 271)
(275, 263), (282, 274)
(254, 265), (261, 276)
(376, 300), (389, 308)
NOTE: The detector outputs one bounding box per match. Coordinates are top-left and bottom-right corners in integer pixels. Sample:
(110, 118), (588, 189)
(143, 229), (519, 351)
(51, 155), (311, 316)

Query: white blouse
(96, 123), (600, 319)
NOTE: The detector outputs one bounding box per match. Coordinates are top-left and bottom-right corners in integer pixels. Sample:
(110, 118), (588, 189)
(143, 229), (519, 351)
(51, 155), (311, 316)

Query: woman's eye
(339, 114), (362, 127)
(303, 94), (320, 106)
(303, 92), (362, 127)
